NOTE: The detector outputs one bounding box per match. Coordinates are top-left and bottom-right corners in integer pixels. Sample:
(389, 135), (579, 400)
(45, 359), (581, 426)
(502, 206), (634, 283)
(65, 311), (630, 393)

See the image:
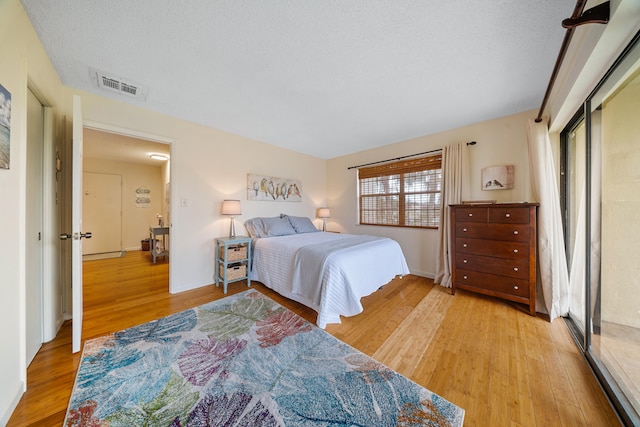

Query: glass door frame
(560, 30), (640, 427)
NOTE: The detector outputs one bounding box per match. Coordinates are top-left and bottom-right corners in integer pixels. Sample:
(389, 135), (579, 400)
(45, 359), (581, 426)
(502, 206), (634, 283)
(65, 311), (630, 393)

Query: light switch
(181, 198), (188, 207)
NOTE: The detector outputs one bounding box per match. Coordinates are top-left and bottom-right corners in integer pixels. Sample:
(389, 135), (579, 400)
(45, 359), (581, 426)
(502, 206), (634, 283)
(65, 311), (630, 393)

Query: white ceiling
(21, 1), (574, 159)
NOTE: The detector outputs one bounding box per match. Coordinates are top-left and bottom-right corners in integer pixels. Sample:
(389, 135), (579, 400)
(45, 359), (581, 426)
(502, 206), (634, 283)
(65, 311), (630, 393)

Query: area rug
(64, 289), (464, 426)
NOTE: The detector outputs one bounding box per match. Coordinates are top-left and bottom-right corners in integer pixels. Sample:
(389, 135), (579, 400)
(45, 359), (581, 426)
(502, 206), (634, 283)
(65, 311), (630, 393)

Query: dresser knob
(506, 213), (511, 218)
(513, 230), (519, 235)
(463, 228), (468, 232)
(463, 259), (468, 263)
(463, 243), (468, 247)
(513, 285), (519, 290)
(513, 249), (518, 253)
(513, 267), (519, 271)
(468, 213), (473, 217)
(463, 275), (468, 279)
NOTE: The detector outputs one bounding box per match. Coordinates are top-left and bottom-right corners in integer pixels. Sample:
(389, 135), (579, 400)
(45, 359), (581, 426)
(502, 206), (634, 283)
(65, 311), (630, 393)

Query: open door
(60, 95), (91, 353)
(71, 95), (83, 353)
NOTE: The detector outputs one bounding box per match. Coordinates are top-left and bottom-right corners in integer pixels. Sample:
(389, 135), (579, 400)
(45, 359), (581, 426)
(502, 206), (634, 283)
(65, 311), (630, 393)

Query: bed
(245, 215), (410, 328)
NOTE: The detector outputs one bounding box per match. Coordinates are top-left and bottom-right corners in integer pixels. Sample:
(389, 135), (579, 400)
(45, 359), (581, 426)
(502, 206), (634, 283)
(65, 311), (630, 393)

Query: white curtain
(526, 118), (570, 321)
(434, 142), (469, 287)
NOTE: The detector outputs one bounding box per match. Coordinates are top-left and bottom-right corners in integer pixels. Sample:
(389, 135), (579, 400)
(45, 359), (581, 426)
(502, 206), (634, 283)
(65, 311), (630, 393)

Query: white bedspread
(250, 232), (410, 328)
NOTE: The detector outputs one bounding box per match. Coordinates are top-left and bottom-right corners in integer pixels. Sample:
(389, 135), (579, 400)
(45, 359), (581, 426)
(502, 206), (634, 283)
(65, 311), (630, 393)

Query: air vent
(90, 68), (148, 101)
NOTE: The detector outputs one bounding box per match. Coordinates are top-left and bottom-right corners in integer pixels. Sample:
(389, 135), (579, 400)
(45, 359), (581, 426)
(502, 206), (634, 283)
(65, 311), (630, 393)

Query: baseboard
(1, 380), (25, 426)
(124, 246), (143, 252)
(409, 269), (435, 279)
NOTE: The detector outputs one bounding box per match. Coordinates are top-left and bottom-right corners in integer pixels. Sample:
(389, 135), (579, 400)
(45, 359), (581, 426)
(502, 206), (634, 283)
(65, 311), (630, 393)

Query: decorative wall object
(482, 165), (514, 190)
(247, 173), (302, 202)
(0, 83), (11, 170)
(135, 186), (151, 207)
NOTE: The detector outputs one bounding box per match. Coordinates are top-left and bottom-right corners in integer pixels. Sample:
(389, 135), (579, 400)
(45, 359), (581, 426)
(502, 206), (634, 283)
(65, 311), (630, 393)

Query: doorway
(82, 127), (171, 265)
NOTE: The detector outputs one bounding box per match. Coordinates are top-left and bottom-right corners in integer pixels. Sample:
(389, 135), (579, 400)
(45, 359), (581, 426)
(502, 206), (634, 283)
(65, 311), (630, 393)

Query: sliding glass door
(562, 32), (640, 426)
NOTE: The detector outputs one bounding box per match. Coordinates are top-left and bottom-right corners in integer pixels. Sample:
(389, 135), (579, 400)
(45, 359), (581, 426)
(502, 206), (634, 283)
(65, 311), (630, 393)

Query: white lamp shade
(318, 207), (331, 218)
(221, 199), (242, 215)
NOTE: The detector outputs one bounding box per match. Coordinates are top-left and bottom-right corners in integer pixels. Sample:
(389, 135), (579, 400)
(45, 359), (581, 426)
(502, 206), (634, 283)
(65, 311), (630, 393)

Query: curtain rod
(347, 141), (476, 170)
(535, 1), (609, 123)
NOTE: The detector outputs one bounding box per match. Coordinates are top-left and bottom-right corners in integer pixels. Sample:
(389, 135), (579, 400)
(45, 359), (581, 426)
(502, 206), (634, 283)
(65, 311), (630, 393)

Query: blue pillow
(282, 215), (319, 233)
(244, 217), (267, 238)
(261, 216), (297, 236)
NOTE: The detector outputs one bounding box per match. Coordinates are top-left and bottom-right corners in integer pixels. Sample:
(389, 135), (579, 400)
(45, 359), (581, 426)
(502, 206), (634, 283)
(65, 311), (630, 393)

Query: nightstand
(215, 236), (251, 294)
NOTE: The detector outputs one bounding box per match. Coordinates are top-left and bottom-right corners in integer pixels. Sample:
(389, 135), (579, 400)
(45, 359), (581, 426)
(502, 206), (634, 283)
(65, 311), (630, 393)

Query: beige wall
(83, 157), (164, 251)
(327, 110), (536, 277)
(0, 0), (66, 423)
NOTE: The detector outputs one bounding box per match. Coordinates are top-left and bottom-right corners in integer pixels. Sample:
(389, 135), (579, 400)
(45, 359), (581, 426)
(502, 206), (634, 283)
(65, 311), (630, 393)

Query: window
(358, 155), (442, 228)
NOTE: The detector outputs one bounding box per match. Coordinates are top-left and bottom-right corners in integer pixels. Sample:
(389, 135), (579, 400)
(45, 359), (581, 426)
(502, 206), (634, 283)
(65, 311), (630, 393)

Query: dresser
(450, 203), (538, 315)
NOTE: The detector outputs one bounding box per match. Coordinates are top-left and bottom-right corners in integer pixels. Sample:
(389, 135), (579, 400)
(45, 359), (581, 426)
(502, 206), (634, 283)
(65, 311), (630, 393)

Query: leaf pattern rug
(65, 289), (465, 426)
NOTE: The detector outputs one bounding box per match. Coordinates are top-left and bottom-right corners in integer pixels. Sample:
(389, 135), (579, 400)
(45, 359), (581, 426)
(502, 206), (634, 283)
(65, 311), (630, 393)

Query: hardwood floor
(8, 250), (621, 426)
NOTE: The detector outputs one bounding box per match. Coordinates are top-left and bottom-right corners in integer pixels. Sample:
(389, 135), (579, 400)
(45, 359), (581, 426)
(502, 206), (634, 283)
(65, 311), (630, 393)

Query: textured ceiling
(21, 1), (574, 159)
(83, 128), (170, 166)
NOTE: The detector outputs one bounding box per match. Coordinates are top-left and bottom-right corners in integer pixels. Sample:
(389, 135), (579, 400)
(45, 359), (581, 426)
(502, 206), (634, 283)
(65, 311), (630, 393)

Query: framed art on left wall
(0, 82), (11, 170)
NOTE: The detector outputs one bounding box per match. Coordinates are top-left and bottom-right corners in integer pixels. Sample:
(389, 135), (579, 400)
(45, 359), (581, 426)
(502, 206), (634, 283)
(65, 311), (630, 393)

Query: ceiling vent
(90, 68), (149, 101)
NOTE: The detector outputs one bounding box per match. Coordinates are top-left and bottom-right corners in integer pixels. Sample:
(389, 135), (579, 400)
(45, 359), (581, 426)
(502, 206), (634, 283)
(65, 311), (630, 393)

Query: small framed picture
(0, 82), (11, 170)
(482, 165), (514, 190)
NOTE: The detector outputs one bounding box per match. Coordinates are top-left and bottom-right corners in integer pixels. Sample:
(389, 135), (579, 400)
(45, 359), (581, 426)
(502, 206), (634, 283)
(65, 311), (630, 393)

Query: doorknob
(59, 232), (92, 240)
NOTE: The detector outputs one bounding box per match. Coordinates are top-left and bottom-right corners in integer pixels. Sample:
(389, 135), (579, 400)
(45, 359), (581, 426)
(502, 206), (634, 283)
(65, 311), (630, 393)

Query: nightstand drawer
(219, 263), (247, 281)
(221, 245), (247, 261)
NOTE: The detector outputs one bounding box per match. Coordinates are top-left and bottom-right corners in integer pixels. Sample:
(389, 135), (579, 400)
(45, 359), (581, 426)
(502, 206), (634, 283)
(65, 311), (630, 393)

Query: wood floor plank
(7, 250), (621, 426)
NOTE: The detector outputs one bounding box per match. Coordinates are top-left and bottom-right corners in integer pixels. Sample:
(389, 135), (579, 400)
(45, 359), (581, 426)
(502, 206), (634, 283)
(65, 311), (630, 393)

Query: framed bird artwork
(247, 173), (302, 202)
(482, 165), (514, 190)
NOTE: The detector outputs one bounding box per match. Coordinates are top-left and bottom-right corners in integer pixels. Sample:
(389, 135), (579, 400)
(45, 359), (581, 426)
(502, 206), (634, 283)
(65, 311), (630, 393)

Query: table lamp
(318, 207), (331, 232)
(221, 199), (242, 238)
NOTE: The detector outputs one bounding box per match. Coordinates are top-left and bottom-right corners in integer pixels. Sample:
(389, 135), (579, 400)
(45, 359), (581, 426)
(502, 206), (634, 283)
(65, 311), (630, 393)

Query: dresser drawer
(455, 238), (529, 259)
(455, 253), (529, 279)
(455, 222), (530, 242)
(455, 207), (488, 223)
(489, 207), (530, 224)
(455, 269), (530, 298)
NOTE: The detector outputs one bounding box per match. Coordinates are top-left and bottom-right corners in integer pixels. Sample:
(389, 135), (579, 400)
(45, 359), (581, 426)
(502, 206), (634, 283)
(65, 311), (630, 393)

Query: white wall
(327, 110), (536, 277)
(0, 0), (66, 423)
(83, 158), (164, 251)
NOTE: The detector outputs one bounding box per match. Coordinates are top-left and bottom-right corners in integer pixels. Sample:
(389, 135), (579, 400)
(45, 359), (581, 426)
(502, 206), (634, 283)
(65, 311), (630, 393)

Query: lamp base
(322, 219), (327, 232)
(229, 217), (236, 238)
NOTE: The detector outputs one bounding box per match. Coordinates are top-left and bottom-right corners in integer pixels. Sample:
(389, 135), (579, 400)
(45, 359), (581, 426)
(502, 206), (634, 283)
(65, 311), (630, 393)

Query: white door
(71, 95), (88, 353)
(26, 88), (44, 364)
(82, 172), (122, 255)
